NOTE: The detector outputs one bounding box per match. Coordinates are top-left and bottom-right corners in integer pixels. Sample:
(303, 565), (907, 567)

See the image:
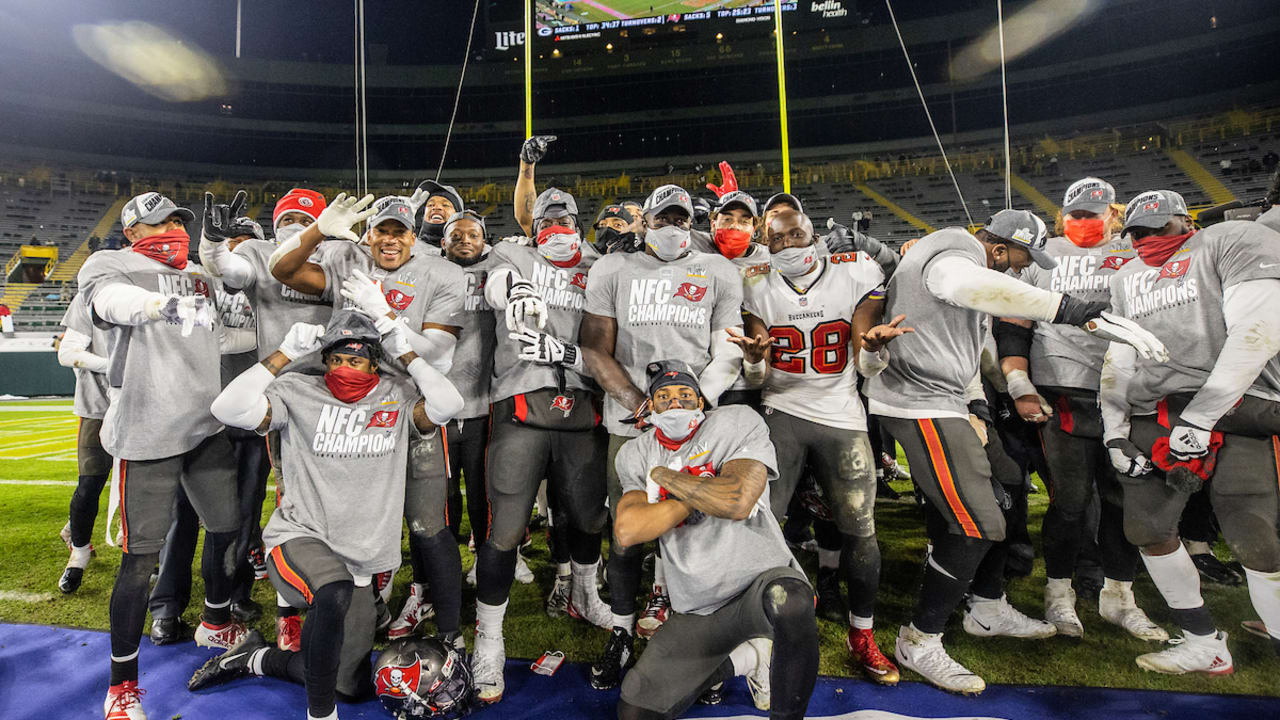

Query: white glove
(279, 322), (325, 360)
(1168, 423), (1212, 461)
(510, 327), (577, 367)
(505, 279), (547, 331)
(382, 323), (413, 359)
(407, 187), (429, 215)
(1106, 438), (1154, 477)
(1084, 312), (1169, 363)
(340, 269), (393, 319)
(647, 457), (685, 503)
(145, 295), (213, 337)
(502, 235), (534, 247)
(316, 192), (377, 243)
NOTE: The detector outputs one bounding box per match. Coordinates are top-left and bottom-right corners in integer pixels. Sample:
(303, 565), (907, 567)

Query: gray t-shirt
(449, 251), (497, 419)
(216, 281), (259, 387)
(488, 242), (595, 402)
(585, 250), (743, 436)
(1017, 236), (1137, 391)
(230, 238), (333, 361)
(321, 244), (465, 377)
(77, 251), (224, 460)
(262, 372), (420, 576)
(60, 292), (112, 420)
(615, 405), (794, 615)
(866, 228), (987, 417)
(1109, 220), (1280, 413)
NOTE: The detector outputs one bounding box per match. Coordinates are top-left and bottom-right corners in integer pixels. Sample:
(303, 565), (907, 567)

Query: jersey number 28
(769, 320), (851, 374)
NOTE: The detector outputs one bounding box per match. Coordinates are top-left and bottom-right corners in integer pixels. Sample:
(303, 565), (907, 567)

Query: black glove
(520, 135), (557, 164)
(967, 399), (993, 425)
(1052, 295), (1109, 326)
(692, 197), (712, 226)
(825, 222), (855, 254)
(202, 190), (249, 243)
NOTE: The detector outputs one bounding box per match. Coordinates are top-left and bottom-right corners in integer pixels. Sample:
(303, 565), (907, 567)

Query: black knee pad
(118, 551), (160, 582)
(312, 580), (354, 617)
(762, 577), (815, 625)
(1123, 508), (1178, 549)
(1217, 507), (1280, 572)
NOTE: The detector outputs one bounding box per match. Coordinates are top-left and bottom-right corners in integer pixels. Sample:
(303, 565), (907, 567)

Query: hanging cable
(358, 0), (369, 198)
(437, 0), (482, 181)
(884, 0), (974, 228)
(998, 0), (1011, 209)
(352, 0), (364, 197)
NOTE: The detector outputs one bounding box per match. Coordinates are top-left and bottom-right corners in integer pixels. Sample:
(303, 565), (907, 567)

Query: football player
(995, 178), (1165, 641)
(193, 311), (463, 720)
(865, 209), (1166, 693)
(581, 184), (745, 690)
(80, 192), (247, 719)
(470, 187), (613, 704)
(613, 360), (817, 720)
(1101, 190), (1280, 673)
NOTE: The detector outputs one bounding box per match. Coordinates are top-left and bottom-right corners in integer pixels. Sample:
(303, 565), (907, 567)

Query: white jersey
(744, 252), (885, 431)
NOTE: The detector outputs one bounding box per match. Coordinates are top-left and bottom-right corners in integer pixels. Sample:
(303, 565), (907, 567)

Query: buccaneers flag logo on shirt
(385, 288), (414, 312)
(1101, 255), (1134, 271)
(673, 283), (707, 302)
(1159, 258), (1190, 279)
(367, 410), (400, 429)
(570, 272), (587, 290)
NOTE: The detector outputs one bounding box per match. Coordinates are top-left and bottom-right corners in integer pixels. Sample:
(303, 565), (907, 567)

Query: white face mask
(772, 244), (817, 277)
(536, 225), (581, 263)
(275, 222), (306, 245)
(650, 407), (704, 442)
(645, 225), (691, 261)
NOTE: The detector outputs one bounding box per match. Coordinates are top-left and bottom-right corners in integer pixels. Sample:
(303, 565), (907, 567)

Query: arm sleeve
(697, 327), (745, 406)
(219, 326), (258, 355)
(406, 357), (465, 426)
(1180, 278), (1280, 429)
(92, 283), (164, 327)
(57, 329), (109, 372)
(1100, 342), (1137, 442)
(210, 363), (274, 431)
(199, 236), (256, 289)
(924, 254), (1063, 321)
(483, 267), (520, 311)
(404, 325), (457, 375)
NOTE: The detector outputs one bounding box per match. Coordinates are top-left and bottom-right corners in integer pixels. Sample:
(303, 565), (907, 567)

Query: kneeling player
(613, 361), (817, 720)
(192, 312), (463, 720)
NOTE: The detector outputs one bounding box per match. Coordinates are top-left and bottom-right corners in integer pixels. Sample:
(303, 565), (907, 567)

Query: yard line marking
(0, 479), (77, 486)
(0, 590), (57, 602)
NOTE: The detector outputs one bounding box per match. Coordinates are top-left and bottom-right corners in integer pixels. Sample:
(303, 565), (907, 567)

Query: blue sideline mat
(0, 623), (1272, 719)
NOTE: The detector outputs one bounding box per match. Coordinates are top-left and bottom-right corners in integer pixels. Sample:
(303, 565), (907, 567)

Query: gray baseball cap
(985, 208), (1054, 269)
(319, 310), (383, 358)
(1123, 190), (1190, 233)
(717, 190), (759, 218)
(1062, 177), (1116, 215)
(533, 187), (578, 220)
(415, 180), (464, 218)
(644, 184), (694, 218)
(370, 196), (416, 232)
(763, 192), (803, 215)
(443, 209), (487, 237)
(121, 192), (194, 229)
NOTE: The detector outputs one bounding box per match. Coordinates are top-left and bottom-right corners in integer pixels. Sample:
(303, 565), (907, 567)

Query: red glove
(705, 161), (739, 198)
(1150, 432), (1225, 493)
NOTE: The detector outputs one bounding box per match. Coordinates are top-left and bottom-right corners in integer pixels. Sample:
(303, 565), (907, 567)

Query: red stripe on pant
(918, 419), (982, 538)
(270, 546), (313, 605)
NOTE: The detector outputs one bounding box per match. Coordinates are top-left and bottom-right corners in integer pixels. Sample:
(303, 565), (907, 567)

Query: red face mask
(131, 227), (190, 269)
(1062, 217), (1106, 248)
(1134, 229), (1196, 267)
(713, 228), (752, 259)
(325, 365), (380, 404)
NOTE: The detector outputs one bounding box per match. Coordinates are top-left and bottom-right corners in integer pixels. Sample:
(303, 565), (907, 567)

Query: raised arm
(198, 191), (257, 290)
(270, 193), (375, 295)
(514, 136), (556, 236)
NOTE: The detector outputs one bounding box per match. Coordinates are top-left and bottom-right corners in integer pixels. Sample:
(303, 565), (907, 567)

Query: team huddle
(53, 135), (1280, 720)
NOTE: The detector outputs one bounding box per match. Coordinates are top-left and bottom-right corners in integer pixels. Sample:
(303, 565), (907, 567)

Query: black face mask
(594, 227), (641, 254)
(418, 222), (445, 247)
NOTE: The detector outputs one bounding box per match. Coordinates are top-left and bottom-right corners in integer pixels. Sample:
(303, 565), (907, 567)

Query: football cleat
(195, 620), (249, 651)
(514, 552), (534, 585)
(1099, 583), (1168, 642)
(847, 628), (900, 685)
(471, 629), (506, 704)
(744, 637), (772, 711)
(636, 586), (671, 639)
(545, 573), (572, 618)
(1044, 583), (1084, 638)
(815, 568), (846, 623)
(188, 629), (266, 691)
(1136, 631), (1233, 675)
(276, 615), (302, 652)
(248, 546), (267, 581)
(388, 584), (435, 640)
(1191, 553), (1242, 586)
(230, 599), (262, 624)
(894, 624), (985, 695)
(963, 595), (1056, 639)
(104, 680), (147, 720)
(566, 569), (612, 630)
(59, 567), (85, 594)
(697, 682), (724, 705)
(590, 627), (635, 690)
(1241, 619), (1269, 639)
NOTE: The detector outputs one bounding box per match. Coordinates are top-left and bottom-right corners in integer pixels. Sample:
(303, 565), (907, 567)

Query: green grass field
(0, 398), (1275, 697)
(540, 0), (757, 25)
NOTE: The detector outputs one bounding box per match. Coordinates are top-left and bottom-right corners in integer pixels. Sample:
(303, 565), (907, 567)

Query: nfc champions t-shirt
(229, 238), (333, 361)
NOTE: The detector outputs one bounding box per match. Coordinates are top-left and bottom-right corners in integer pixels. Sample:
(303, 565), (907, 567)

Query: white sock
(1244, 567), (1280, 641)
(1141, 545), (1205, 611)
(849, 613), (874, 630)
(412, 582), (426, 599)
(1184, 540), (1213, 556)
(653, 555), (666, 589)
(68, 544), (92, 568)
(1046, 577), (1072, 593)
(1102, 577), (1132, 595)
(475, 600), (508, 639)
(611, 612), (635, 634)
(729, 641), (756, 676)
(557, 562), (572, 579)
(571, 560), (600, 596)
(818, 548), (840, 570)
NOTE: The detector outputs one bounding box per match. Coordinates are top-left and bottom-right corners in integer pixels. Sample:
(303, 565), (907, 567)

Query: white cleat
(1099, 583), (1168, 642)
(745, 638), (772, 711)
(894, 624), (985, 695)
(514, 552), (534, 585)
(566, 569), (613, 630)
(104, 681), (147, 719)
(963, 595), (1057, 639)
(194, 620), (249, 650)
(1136, 631), (1233, 675)
(471, 629), (506, 703)
(545, 574), (572, 618)
(388, 584), (435, 640)
(1044, 583), (1084, 638)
